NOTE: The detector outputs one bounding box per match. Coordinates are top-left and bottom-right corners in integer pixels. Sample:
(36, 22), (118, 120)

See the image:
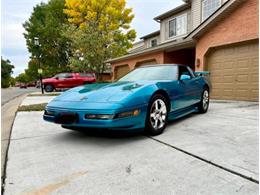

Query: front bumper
(43, 104), (148, 130)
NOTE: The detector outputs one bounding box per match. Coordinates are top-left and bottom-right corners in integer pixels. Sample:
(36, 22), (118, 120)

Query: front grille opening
(55, 112), (79, 124)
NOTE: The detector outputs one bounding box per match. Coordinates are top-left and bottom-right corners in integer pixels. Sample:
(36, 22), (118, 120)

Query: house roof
(140, 30), (160, 39)
(186, 0), (244, 39)
(106, 38), (195, 63)
(154, 3), (191, 22)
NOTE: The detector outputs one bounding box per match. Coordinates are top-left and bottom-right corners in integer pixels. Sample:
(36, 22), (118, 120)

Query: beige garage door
(207, 40), (258, 101)
(114, 65), (130, 80)
(135, 60), (157, 68)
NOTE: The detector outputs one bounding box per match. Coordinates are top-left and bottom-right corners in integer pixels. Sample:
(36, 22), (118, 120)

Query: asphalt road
(1, 87), (38, 106)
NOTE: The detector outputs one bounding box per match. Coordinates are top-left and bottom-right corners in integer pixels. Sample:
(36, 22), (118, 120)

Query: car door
(178, 66), (201, 107)
(55, 73), (67, 88)
(62, 73), (75, 88)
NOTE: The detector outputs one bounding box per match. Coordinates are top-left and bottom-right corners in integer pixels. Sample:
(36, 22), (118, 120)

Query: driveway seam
(2, 132), (63, 141)
(148, 136), (259, 184)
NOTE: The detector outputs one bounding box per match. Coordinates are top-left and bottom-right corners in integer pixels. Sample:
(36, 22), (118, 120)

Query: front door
(176, 66), (201, 109)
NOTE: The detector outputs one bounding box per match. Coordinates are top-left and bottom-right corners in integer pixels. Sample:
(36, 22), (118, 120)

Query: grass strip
(18, 103), (47, 112)
(28, 93), (60, 97)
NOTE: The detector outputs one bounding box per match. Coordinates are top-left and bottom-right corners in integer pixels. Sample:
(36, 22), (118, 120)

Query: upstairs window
(202, 0), (221, 21)
(169, 18), (177, 37)
(150, 39), (157, 47)
(169, 14), (187, 38)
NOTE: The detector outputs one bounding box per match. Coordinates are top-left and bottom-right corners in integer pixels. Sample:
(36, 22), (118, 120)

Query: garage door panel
(223, 76), (234, 83)
(237, 59), (251, 68)
(115, 65), (130, 80)
(223, 69), (233, 76)
(135, 60), (157, 68)
(236, 75), (249, 82)
(207, 41), (258, 101)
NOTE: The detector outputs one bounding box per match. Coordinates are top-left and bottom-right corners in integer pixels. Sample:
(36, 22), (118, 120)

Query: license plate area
(55, 112), (79, 124)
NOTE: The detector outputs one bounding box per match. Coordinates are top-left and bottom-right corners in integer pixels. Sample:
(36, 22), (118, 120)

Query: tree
(1, 57), (14, 88)
(15, 73), (29, 84)
(64, 0), (136, 80)
(9, 77), (16, 86)
(23, 0), (71, 76)
(25, 59), (38, 82)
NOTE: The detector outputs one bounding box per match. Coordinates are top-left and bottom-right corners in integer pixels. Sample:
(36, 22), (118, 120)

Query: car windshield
(118, 65), (178, 81)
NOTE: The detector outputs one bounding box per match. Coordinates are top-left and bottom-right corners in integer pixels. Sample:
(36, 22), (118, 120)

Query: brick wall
(195, 0), (259, 71)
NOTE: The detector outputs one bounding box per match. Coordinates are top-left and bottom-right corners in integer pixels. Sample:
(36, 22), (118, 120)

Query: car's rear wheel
(145, 94), (168, 136)
(198, 88), (209, 113)
(44, 84), (54, 92)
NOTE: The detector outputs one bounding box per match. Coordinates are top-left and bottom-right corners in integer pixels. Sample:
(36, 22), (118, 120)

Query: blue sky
(1, 0), (183, 76)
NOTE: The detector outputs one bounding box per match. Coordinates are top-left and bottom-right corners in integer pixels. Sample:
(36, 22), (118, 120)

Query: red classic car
(42, 73), (96, 92)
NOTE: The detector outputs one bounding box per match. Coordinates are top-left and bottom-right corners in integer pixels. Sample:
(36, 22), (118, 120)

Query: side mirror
(55, 77), (59, 80)
(180, 74), (191, 81)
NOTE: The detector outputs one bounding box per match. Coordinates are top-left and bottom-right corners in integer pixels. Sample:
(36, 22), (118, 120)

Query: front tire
(44, 84), (54, 92)
(198, 88), (209, 113)
(145, 94), (169, 136)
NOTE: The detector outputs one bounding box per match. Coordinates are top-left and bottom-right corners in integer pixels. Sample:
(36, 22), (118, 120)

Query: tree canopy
(15, 73), (30, 84)
(23, 0), (71, 75)
(64, 0), (136, 79)
(22, 0), (136, 81)
(1, 57), (14, 88)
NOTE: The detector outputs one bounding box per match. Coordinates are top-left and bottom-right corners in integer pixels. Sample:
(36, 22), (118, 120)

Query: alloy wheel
(203, 90), (209, 110)
(150, 99), (167, 130)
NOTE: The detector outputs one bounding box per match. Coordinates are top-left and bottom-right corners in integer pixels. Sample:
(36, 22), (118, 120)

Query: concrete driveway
(3, 97), (259, 195)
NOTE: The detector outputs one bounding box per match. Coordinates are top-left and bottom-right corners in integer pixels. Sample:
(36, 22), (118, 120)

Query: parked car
(42, 73), (96, 92)
(20, 83), (27, 89)
(43, 64), (210, 135)
(27, 82), (36, 87)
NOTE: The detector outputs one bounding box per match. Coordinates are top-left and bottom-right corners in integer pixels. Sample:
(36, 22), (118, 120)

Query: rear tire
(198, 88), (210, 113)
(145, 94), (169, 136)
(44, 84), (54, 92)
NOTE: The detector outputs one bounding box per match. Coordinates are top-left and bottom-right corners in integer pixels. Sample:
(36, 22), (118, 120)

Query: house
(107, 0), (258, 101)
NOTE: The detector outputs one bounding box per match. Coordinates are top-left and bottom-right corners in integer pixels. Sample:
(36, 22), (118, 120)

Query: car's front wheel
(44, 84), (54, 92)
(145, 94), (168, 136)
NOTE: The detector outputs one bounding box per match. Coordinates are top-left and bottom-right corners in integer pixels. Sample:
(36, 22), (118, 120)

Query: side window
(57, 73), (66, 79)
(179, 66), (193, 79)
(65, 73), (73, 78)
(186, 66), (195, 78)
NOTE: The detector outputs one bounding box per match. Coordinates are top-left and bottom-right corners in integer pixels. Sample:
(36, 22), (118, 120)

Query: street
(1, 87), (38, 106)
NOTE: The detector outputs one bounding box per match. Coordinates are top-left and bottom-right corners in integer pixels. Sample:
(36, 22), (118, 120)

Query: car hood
(52, 81), (155, 105)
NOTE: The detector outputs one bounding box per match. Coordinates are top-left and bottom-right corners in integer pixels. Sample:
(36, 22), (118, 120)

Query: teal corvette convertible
(43, 64), (210, 135)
